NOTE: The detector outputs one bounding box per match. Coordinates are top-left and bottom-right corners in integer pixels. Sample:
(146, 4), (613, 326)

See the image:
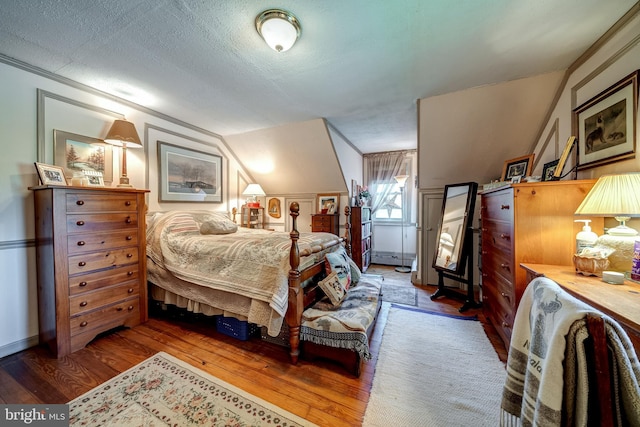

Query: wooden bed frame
(285, 202), (351, 363)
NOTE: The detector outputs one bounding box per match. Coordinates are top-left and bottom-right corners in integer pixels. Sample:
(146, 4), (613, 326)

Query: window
(364, 152), (414, 222)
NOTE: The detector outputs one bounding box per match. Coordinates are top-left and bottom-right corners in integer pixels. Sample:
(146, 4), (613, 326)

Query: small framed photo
(34, 162), (68, 186)
(510, 176), (522, 184)
(542, 159), (560, 181)
(83, 170), (105, 187)
(500, 154), (534, 181)
(317, 193), (340, 214)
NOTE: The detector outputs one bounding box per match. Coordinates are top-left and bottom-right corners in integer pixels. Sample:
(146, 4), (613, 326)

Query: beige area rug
(363, 305), (506, 426)
(68, 352), (315, 426)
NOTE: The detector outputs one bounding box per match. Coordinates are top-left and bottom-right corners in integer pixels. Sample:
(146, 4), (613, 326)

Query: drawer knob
(78, 261), (86, 267)
(500, 292), (511, 301)
(128, 288), (134, 293)
(79, 281), (87, 287)
(500, 263), (510, 270)
(501, 322), (511, 328)
(127, 271), (134, 276)
(117, 307), (123, 312)
(500, 204), (510, 210)
(500, 233), (510, 240)
(79, 301), (88, 307)
(127, 253), (133, 258)
(481, 228), (487, 232)
(125, 201), (132, 206)
(80, 321), (88, 327)
(125, 217), (132, 224)
(76, 200), (84, 206)
(128, 305), (134, 311)
(77, 241), (85, 246)
(126, 235), (133, 241)
(76, 220), (85, 226)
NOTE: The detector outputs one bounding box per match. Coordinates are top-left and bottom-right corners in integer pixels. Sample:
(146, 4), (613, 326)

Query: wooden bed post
(287, 202), (303, 363)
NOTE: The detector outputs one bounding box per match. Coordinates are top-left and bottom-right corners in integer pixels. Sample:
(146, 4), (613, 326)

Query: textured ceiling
(0, 0), (636, 153)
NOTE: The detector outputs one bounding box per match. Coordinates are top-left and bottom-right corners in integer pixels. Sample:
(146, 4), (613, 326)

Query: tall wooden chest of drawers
(479, 180), (601, 349)
(31, 186), (149, 357)
(311, 213), (340, 235)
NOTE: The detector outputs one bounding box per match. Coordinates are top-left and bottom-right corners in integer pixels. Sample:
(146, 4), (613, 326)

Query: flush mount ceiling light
(255, 9), (301, 52)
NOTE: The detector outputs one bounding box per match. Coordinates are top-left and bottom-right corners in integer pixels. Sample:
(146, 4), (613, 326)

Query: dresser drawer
(69, 281), (139, 316)
(482, 220), (513, 253)
(68, 247), (139, 275)
(69, 265), (139, 296)
(67, 229), (138, 255)
(67, 213), (139, 234)
(66, 193), (138, 213)
(482, 248), (514, 283)
(482, 190), (514, 222)
(70, 298), (139, 337)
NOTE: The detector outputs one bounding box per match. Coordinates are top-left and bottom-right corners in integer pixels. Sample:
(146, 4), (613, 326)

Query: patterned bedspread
(146, 211), (342, 323)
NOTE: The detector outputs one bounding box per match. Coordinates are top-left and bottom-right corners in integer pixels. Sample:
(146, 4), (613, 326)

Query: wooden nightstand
(30, 185), (149, 357)
(241, 206), (265, 228)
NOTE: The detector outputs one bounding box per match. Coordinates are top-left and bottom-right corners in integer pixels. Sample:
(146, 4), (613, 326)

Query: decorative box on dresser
(479, 180), (602, 350)
(30, 185), (149, 358)
(350, 206), (372, 273)
(311, 213), (340, 235)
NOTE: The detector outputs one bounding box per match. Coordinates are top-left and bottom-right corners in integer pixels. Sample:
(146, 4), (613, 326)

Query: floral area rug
(68, 352), (315, 426)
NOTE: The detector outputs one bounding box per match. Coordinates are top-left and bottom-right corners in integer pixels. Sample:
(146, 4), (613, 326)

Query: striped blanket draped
(500, 277), (640, 426)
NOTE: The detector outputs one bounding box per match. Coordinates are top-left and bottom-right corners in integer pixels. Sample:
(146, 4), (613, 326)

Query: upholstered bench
(300, 275), (382, 377)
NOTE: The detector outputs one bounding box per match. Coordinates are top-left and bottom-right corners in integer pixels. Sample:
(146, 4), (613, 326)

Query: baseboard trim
(0, 335), (38, 358)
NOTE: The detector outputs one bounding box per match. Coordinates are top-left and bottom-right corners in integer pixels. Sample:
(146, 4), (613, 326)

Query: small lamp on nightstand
(104, 119), (143, 187)
(242, 183), (266, 208)
(575, 173), (640, 272)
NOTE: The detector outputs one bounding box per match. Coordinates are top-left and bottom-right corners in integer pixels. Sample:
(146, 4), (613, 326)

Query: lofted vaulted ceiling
(0, 1), (637, 153)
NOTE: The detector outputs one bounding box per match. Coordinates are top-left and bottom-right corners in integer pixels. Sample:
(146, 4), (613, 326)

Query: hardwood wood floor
(0, 265), (507, 426)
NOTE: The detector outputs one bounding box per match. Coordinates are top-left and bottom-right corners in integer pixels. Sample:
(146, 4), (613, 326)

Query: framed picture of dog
(573, 70), (638, 170)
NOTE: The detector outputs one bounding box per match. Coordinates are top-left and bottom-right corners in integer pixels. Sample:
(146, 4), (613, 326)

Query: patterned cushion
(324, 246), (352, 290)
(349, 258), (362, 285)
(199, 213), (238, 235)
(318, 271), (347, 306)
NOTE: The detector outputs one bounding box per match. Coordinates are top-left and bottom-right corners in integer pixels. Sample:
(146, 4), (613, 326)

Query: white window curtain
(364, 151), (411, 217)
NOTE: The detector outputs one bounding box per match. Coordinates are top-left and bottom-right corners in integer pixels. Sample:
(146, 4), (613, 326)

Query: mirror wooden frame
(432, 182), (478, 276)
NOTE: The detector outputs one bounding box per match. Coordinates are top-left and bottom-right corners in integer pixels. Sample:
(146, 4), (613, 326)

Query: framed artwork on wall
(574, 70), (638, 170)
(500, 154), (534, 181)
(157, 141), (223, 203)
(54, 130), (113, 185)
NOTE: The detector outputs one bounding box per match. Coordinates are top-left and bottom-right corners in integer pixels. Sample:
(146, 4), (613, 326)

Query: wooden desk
(521, 263), (640, 353)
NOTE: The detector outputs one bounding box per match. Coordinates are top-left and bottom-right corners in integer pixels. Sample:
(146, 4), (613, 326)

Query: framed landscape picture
(158, 141), (223, 203)
(54, 130), (113, 186)
(316, 193), (340, 214)
(574, 70), (638, 170)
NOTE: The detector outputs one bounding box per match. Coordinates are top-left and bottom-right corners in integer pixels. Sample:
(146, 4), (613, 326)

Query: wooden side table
(521, 263), (640, 353)
(240, 206), (265, 228)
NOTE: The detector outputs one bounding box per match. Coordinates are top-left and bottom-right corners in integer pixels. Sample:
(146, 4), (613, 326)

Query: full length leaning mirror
(432, 182), (478, 276)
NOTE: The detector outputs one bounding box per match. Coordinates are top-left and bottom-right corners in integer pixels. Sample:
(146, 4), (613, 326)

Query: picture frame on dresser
(542, 159), (559, 181)
(54, 130), (113, 186)
(157, 141), (223, 203)
(500, 154), (534, 181)
(574, 70), (638, 170)
(34, 162), (68, 186)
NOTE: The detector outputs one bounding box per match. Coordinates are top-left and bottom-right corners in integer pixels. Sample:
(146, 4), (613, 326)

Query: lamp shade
(575, 173), (640, 236)
(394, 175), (409, 187)
(242, 183), (266, 196)
(255, 9), (301, 52)
(104, 119), (143, 148)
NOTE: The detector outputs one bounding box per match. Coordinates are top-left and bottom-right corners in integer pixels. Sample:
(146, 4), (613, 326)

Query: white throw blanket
(500, 277), (640, 426)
